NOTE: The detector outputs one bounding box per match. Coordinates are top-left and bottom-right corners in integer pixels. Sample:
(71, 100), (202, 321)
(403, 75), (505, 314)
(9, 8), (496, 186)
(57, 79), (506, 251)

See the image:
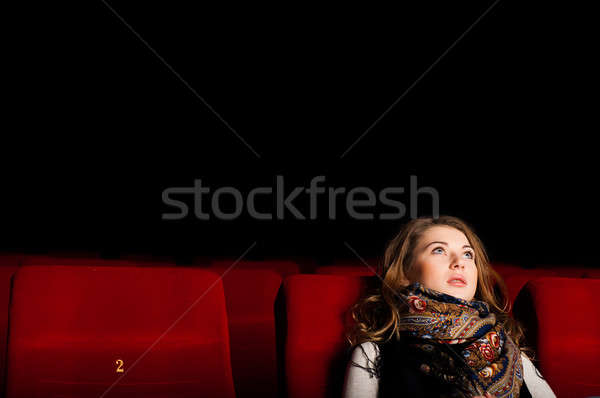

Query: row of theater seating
(0, 253), (599, 398)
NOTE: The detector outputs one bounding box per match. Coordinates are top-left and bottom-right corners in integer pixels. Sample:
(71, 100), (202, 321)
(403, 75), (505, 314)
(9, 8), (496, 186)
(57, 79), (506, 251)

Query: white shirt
(342, 342), (557, 398)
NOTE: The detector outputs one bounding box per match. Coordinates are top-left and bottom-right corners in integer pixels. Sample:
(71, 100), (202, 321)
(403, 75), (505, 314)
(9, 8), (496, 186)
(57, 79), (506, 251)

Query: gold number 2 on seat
(115, 359), (124, 373)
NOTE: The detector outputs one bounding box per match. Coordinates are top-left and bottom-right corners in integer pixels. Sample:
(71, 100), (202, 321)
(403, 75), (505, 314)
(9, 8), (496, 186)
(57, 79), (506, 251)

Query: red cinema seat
(5, 265), (236, 398)
(283, 274), (374, 398)
(513, 277), (600, 398)
(0, 254), (21, 394)
(501, 269), (560, 313)
(210, 259), (300, 277)
(218, 269), (283, 398)
(315, 265), (376, 276)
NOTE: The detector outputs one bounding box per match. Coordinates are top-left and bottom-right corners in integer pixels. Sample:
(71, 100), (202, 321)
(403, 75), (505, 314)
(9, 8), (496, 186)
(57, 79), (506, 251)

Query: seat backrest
(5, 265), (236, 398)
(501, 269), (559, 311)
(217, 269), (283, 398)
(283, 274), (374, 398)
(513, 277), (600, 398)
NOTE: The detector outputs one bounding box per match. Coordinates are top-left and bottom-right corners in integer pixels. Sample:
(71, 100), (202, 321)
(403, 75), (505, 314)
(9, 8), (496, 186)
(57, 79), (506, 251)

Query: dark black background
(3, 2), (597, 266)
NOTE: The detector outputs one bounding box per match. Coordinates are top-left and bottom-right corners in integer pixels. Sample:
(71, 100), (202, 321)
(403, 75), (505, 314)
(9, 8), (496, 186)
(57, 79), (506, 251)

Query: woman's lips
(447, 279), (467, 287)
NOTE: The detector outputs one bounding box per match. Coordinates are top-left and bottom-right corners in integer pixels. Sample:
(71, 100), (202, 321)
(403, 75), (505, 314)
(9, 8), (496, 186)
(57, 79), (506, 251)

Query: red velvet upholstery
(210, 259), (300, 277)
(500, 269), (560, 313)
(5, 265), (235, 398)
(315, 265), (376, 276)
(283, 274), (373, 398)
(217, 269), (283, 398)
(0, 255), (21, 395)
(513, 277), (600, 398)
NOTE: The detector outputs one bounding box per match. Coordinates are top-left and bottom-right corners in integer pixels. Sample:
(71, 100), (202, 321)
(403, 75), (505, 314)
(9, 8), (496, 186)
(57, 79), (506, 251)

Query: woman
(342, 216), (556, 398)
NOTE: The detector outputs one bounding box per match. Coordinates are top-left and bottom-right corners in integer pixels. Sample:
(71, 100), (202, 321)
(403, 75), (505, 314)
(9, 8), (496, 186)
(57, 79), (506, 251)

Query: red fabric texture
(216, 269), (283, 398)
(5, 265), (235, 398)
(284, 274), (372, 398)
(501, 269), (559, 313)
(513, 277), (600, 398)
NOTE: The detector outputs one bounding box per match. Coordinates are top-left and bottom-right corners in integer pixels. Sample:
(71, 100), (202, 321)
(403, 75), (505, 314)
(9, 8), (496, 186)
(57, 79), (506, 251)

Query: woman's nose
(451, 257), (465, 268)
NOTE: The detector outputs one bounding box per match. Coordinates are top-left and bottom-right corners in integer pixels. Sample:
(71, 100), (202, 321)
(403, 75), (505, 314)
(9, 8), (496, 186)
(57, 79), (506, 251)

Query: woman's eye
(432, 247), (473, 259)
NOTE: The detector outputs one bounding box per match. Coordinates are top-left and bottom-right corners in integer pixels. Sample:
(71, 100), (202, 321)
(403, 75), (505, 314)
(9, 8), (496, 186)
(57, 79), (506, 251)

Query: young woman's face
(409, 226), (478, 301)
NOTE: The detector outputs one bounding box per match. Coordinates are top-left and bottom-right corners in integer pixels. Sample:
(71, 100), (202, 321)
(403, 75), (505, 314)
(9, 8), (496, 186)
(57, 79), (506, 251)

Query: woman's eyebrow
(425, 241), (473, 249)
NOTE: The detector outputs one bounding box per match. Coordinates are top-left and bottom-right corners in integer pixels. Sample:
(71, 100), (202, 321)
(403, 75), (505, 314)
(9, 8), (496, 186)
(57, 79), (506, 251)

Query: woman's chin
(421, 283), (475, 301)
(440, 287), (472, 301)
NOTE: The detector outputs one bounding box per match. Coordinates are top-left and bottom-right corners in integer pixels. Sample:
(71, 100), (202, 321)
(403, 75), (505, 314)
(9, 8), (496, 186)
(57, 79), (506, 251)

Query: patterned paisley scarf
(389, 282), (524, 398)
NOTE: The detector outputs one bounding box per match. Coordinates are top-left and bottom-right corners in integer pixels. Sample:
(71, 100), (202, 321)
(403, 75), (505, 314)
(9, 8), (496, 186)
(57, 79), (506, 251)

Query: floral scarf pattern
(395, 282), (524, 397)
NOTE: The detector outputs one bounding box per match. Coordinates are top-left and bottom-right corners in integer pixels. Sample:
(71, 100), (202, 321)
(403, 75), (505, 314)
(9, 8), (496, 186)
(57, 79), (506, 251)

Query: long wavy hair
(346, 215), (535, 361)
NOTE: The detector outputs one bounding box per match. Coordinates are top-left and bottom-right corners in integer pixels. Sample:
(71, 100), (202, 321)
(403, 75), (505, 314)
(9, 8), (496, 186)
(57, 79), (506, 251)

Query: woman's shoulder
(343, 342), (382, 398)
(520, 352), (557, 398)
(348, 342), (382, 378)
(354, 341), (380, 358)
